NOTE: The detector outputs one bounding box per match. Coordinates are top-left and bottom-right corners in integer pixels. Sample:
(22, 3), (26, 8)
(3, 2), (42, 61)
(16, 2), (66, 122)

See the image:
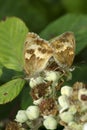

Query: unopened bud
(58, 95), (70, 109)
(43, 116), (57, 130)
(26, 106), (40, 120)
(59, 111), (74, 123)
(61, 86), (73, 97)
(45, 71), (61, 82)
(15, 110), (28, 123)
(29, 77), (43, 88)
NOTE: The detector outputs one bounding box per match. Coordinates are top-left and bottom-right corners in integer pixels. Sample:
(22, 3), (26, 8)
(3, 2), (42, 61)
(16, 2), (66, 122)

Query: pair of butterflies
(24, 32), (75, 78)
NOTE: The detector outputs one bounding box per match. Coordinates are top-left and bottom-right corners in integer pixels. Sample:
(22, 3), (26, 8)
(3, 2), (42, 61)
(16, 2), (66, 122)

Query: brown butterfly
(24, 32), (75, 78)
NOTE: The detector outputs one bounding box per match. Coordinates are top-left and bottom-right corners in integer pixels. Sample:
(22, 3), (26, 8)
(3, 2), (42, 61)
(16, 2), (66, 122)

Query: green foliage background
(1, 0), (87, 33)
(0, 0), (87, 129)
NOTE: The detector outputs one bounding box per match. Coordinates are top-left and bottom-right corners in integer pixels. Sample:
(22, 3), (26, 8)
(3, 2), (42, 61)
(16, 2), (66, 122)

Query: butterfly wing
(50, 32), (75, 68)
(24, 32), (53, 78)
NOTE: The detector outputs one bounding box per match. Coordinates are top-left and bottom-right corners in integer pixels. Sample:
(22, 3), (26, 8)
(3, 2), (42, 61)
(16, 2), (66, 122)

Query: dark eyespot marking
(26, 49), (34, 54)
(38, 47), (46, 54)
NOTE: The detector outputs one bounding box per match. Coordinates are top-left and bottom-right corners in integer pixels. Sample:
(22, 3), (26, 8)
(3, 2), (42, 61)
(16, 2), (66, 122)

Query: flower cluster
(15, 69), (62, 130)
(59, 82), (87, 130)
(15, 69), (87, 130)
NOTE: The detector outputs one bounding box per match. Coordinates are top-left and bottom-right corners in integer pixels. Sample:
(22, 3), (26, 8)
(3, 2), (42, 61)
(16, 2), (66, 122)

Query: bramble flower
(30, 82), (52, 100)
(15, 57), (87, 130)
(39, 98), (58, 116)
(58, 82), (87, 130)
(15, 79), (87, 130)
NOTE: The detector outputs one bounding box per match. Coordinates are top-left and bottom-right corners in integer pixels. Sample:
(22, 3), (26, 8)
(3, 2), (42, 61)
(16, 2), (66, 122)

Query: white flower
(61, 86), (73, 97)
(15, 110), (28, 123)
(59, 111), (74, 123)
(83, 123), (87, 130)
(45, 71), (61, 82)
(43, 116), (57, 130)
(33, 97), (43, 105)
(58, 95), (70, 109)
(29, 77), (43, 88)
(26, 106), (40, 120)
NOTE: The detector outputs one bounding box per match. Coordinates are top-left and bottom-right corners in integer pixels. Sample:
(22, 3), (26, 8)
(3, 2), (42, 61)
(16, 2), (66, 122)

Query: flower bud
(26, 106), (40, 120)
(43, 116), (57, 130)
(29, 77), (43, 88)
(61, 86), (73, 97)
(58, 95), (70, 109)
(59, 111), (74, 123)
(45, 71), (61, 82)
(15, 110), (28, 123)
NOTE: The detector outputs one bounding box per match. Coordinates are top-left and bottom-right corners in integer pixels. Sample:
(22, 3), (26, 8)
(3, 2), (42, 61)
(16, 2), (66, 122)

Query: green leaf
(40, 14), (87, 55)
(0, 78), (25, 104)
(0, 17), (28, 71)
(61, 0), (86, 13)
(0, 64), (3, 80)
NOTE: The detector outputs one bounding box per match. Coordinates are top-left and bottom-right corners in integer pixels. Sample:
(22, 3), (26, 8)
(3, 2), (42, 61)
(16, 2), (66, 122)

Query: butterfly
(24, 32), (75, 78)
